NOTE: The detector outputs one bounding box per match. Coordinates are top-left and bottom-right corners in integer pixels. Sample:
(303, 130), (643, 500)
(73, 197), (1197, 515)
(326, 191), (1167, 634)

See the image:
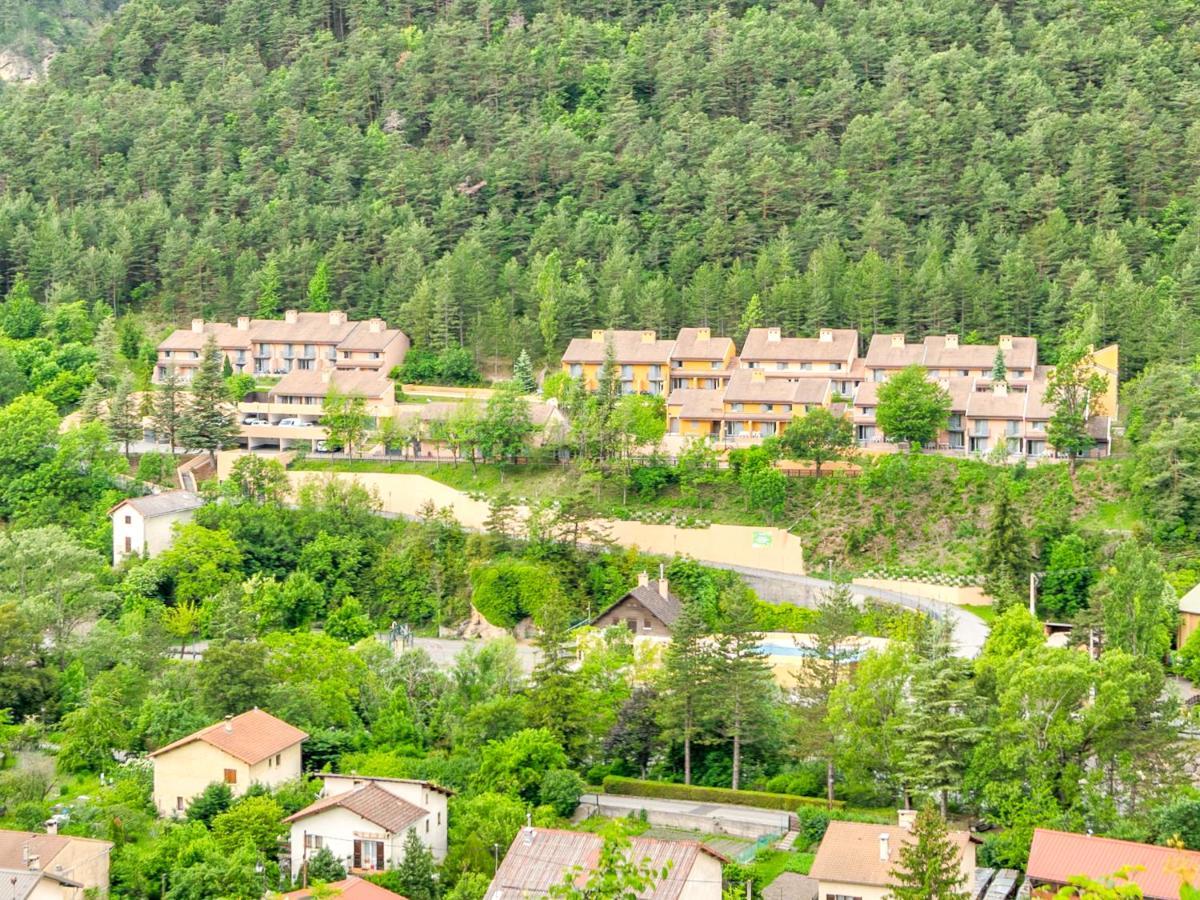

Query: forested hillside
(0, 0), (1197, 376)
(0, 0), (122, 79)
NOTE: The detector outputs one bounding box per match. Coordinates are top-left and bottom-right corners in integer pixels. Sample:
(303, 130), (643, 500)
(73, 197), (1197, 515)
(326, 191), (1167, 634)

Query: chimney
(224, 714), (234, 733)
(191, 318), (204, 333)
(819, 328), (833, 342)
(751, 370), (766, 383)
(27, 854), (40, 872)
(44, 819), (58, 836)
(993, 381), (1008, 397)
(523, 826), (534, 847)
(879, 833), (890, 862)
(329, 311), (347, 326)
(658, 563), (669, 600)
(591, 330), (605, 342)
(637, 571), (650, 589)
(697, 327), (711, 342)
(236, 316), (250, 331)
(766, 327), (782, 343)
(368, 318), (384, 333)
(284, 309), (299, 324)
(897, 809), (918, 830)
(641, 330), (656, 343)
(890, 334), (905, 348)
(999, 335), (1014, 350)
(945, 334), (959, 349)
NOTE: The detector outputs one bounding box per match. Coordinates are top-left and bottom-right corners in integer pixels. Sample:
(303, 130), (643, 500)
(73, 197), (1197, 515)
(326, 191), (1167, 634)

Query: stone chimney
(897, 809), (918, 830)
(766, 327), (782, 343)
(993, 381), (1008, 397)
(191, 318), (204, 333)
(329, 311), (348, 326)
(284, 309), (299, 324)
(641, 330), (656, 343)
(890, 334), (905, 348)
(368, 318), (385, 333)
(657, 563), (669, 600)
(637, 571), (650, 589)
(999, 335), (1014, 350)
(879, 833), (890, 862)
(26, 854), (40, 872)
(236, 316), (250, 331)
(43, 819), (58, 836)
(819, 328), (834, 342)
(697, 327), (711, 342)
(945, 333), (959, 349)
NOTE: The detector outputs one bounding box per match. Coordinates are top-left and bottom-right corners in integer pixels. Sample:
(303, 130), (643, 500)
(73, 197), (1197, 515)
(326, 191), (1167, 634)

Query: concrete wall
(581, 797), (787, 839)
(852, 578), (992, 607)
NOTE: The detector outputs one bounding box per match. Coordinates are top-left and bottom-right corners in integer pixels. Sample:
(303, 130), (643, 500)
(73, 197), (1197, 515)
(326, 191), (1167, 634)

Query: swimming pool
(759, 643), (866, 661)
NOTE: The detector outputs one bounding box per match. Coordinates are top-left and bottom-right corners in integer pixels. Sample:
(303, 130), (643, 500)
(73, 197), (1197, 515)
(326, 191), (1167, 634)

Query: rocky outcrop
(0, 41), (56, 84)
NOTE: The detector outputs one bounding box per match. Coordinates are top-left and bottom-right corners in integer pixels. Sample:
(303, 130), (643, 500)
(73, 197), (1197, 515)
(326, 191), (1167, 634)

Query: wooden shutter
(376, 841), (385, 870)
(353, 840), (362, 870)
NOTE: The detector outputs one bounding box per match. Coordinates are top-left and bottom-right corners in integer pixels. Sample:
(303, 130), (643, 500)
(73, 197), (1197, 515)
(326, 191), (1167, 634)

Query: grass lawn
(748, 849), (816, 882)
(1079, 499), (1143, 533)
(963, 604), (999, 624)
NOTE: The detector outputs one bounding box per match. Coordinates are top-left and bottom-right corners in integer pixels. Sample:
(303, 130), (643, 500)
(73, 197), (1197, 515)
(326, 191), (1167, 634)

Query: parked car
(278, 417), (313, 427)
(243, 416), (268, 426)
(314, 441), (330, 452)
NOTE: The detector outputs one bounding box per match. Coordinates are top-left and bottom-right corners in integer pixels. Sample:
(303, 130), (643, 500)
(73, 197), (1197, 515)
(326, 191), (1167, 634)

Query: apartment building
(154, 310), (409, 384)
(561, 329), (675, 395)
(669, 327), (737, 391)
(740, 326), (859, 392)
(862, 332), (1037, 382)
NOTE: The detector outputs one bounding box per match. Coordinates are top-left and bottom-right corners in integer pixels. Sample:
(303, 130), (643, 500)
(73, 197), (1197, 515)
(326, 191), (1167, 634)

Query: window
(354, 839), (384, 871)
(1006, 420), (1020, 436)
(124, 536), (132, 553)
(620, 365), (633, 379)
(425, 819), (429, 833)
(831, 362), (843, 371)
(176, 796), (184, 811)
(826, 895), (863, 900)
(776, 362), (787, 371)
(948, 414), (963, 430)
(124, 514), (131, 524)
(570, 364), (583, 378)
(649, 365), (662, 378)
(710, 361), (722, 370)
(800, 362), (812, 371)
(731, 402), (743, 412)
(873, 370), (886, 382)
(224, 769), (237, 784)
(763, 404), (773, 412)
(305, 835), (324, 850)
(437, 811), (441, 825)
(276, 754), (281, 766)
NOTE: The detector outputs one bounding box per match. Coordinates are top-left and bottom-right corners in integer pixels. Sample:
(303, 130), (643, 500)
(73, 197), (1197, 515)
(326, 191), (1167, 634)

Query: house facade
(561, 330), (676, 395)
(590, 571), (681, 637)
(0, 830), (113, 900)
(284, 775), (451, 881)
(148, 709), (307, 817)
(810, 815), (975, 900)
(108, 491), (204, 566)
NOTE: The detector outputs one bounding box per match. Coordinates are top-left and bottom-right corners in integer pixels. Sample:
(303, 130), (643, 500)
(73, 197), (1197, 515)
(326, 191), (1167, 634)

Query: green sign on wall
(752, 531), (772, 548)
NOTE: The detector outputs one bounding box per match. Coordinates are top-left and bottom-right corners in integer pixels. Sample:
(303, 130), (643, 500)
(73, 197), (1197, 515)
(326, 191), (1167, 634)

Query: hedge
(601, 775), (843, 811)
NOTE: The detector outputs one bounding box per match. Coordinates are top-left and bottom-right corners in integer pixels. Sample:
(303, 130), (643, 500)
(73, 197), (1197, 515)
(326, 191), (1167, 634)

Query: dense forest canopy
(1, 0), (1199, 379)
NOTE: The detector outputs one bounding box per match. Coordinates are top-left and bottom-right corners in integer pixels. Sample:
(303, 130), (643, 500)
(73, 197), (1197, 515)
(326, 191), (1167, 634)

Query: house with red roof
(1026, 829), (1200, 899)
(281, 875), (406, 899)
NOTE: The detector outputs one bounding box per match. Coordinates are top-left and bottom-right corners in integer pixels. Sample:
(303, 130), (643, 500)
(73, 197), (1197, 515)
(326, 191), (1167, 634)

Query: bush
(186, 782), (233, 826)
(136, 452), (177, 486)
(305, 846), (346, 883)
(630, 466), (675, 500)
(539, 768), (585, 817)
(394, 348), (482, 386)
(600, 775), (842, 810)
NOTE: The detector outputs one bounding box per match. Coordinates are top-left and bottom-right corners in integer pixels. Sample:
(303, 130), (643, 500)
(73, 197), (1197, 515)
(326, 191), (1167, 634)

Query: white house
(284, 775), (452, 882)
(108, 491), (204, 566)
(148, 708), (307, 818)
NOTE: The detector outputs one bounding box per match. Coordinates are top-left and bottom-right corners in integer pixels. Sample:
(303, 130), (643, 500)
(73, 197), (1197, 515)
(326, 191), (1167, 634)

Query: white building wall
(680, 853), (723, 900)
(320, 776), (448, 860)
(287, 805), (435, 881)
(111, 507), (197, 567)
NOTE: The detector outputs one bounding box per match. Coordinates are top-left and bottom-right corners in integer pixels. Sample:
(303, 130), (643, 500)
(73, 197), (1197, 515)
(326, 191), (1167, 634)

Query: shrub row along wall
(601, 775), (844, 811)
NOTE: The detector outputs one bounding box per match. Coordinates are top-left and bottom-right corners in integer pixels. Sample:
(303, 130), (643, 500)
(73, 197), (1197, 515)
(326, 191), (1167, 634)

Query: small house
(590, 570), (681, 637)
(108, 490), (204, 566)
(0, 829), (114, 900)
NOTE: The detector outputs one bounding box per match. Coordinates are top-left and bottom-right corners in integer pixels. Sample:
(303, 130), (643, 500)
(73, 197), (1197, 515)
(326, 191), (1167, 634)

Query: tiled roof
(562, 331), (676, 365)
(673, 328), (735, 361)
(159, 322), (253, 352)
(248, 312), (357, 344)
(922, 335), (1038, 372)
(723, 369), (830, 405)
(337, 321), (406, 351)
(268, 368), (393, 399)
(740, 328), (858, 363)
(862, 334), (925, 369)
(282, 876), (407, 899)
(486, 828), (725, 900)
(158, 312), (408, 354)
(285, 782), (427, 834)
(965, 388), (1028, 420)
(810, 820), (971, 888)
(1026, 829), (1200, 899)
(667, 388), (724, 420)
(149, 708), (307, 764)
(593, 585), (682, 628)
(320, 774), (455, 797)
(0, 831), (69, 870)
(110, 490), (204, 519)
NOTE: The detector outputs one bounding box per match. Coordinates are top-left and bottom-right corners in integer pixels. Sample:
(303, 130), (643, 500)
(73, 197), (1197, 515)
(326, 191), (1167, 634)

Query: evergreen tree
(307, 260), (332, 312)
(512, 349), (537, 394)
(658, 598), (713, 785)
(396, 828), (438, 900)
(888, 803), (970, 900)
(178, 336), (239, 464)
(304, 847), (346, 884)
(92, 316), (120, 391)
(983, 477), (1027, 606)
(154, 367), (185, 454)
(991, 346), (1007, 383)
(527, 592), (589, 762)
(106, 373), (140, 460)
(255, 260), (281, 319)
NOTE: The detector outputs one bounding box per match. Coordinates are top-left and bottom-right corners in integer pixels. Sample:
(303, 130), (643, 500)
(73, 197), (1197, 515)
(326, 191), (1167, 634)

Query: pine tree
(255, 260), (281, 319)
(982, 477), (1027, 605)
(307, 260), (332, 312)
(92, 316), (120, 391)
(178, 336), (239, 464)
(396, 828), (438, 900)
(991, 345), (1007, 383)
(528, 594), (589, 762)
(658, 598), (713, 785)
(154, 367), (185, 454)
(512, 349), (537, 394)
(888, 803), (970, 900)
(107, 374), (141, 460)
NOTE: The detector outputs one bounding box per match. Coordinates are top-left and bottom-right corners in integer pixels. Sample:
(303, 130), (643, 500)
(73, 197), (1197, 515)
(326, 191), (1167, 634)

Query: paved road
(578, 792), (792, 840)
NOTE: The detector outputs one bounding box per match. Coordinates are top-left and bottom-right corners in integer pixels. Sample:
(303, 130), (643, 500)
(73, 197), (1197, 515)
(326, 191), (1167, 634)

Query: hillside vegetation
(0, 0), (1198, 380)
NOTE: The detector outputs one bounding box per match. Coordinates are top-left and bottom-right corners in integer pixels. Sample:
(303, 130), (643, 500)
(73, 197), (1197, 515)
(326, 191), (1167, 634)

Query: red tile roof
(282, 875), (406, 899)
(1027, 829), (1200, 899)
(810, 820), (972, 888)
(284, 782), (428, 834)
(148, 708), (307, 764)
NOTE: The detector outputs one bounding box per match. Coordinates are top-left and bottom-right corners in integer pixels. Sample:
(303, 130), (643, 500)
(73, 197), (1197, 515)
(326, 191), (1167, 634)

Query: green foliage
(887, 804), (970, 900)
(470, 557), (563, 627)
(305, 846), (347, 883)
(177, 336), (239, 461)
(210, 794), (287, 855)
(477, 728), (569, 802)
(1040, 534), (1094, 619)
(396, 349), (482, 387)
(778, 408), (855, 474)
(325, 597), (374, 644)
(876, 366), (951, 448)
(600, 776), (841, 810)
(186, 782), (233, 826)
(394, 827), (439, 900)
(321, 389), (371, 456)
(136, 451), (177, 487)
(512, 350), (537, 394)
(539, 768), (586, 817)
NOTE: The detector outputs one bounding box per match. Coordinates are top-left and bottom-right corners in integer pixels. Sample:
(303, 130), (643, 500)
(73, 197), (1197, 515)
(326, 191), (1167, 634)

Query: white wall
(111, 507), (196, 566)
(681, 852), (723, 900)
(320, 776), (448, 860)
(288, 804), (436, 881)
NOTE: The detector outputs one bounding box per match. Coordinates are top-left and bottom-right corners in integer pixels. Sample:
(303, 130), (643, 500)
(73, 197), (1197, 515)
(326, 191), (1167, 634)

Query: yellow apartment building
(561, 330), (676, 395)
(669, 327), (737, 391)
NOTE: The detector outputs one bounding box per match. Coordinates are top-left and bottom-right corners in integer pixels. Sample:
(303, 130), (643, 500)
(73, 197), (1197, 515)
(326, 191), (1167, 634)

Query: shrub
(136, 452), (177, 486)
(600, 775), (842, 810)
(630, 465), (675, 500)
(539, 768), (585, 817)
(305, 846), (346, 883)
(186, 782), (233, 826)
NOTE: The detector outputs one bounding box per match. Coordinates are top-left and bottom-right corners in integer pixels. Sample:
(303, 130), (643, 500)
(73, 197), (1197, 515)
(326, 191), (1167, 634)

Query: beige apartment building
(149, 709), (307, 817)
(561, 329), (676, 395)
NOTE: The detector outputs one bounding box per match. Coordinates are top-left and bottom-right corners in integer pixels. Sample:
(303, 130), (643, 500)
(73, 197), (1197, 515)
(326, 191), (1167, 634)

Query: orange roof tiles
(284, 783), (427, 834)
(148, 708), (307, 764)
(1027, 829), (1200, 900)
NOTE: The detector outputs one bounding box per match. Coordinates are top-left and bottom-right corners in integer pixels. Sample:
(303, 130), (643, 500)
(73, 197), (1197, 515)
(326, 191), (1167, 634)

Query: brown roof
(593, 584), (682, 628)
(740, 328), (858, 364)
(922, 335), (1037, 372)
(149, 709), (307, 764)
(285, 782), (427, 834)
(486, 828), (725, 900)
(159, 322), (253, 352)
(249, 312), (357, 344)
(862, 334), (925, 370)
(1027, 829), (1200, 900)
(110, 490), (204, 519)
(667, 388), (725, 420)
(269, 368), (393, 400)
(809, 820), (971, 888)
(562, 331), (676, 366)
(282, 876), (406, 899)
(672, 328), (735, 362)
(723, 369), (830, 405)
(965, 387), (1028, 420)
(337, 321), (406, 351)
(320, 774), (455, 797)
(0, 831), (69, 870)
(157, 312), (409, 355)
